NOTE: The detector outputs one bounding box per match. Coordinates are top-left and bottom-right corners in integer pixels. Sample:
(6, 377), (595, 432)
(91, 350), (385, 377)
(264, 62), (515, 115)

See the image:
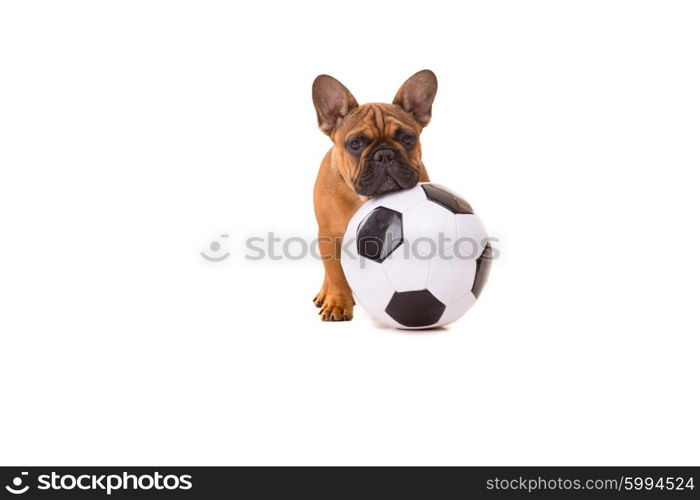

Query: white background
(1, 1), (698, 465)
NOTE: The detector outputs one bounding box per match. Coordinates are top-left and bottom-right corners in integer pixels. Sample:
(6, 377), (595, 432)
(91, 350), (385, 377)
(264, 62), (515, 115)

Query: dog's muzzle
(354, 147), (419, 196)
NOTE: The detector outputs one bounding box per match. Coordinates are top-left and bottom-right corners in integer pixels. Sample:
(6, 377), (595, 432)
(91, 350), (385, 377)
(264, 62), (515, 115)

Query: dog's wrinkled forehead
(333, 103), (420, 143)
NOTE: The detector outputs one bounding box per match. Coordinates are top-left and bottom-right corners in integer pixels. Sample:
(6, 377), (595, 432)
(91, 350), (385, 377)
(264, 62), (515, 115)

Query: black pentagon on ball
(422, 183), (474, 214)
(471, 243), (493, 298)
(356, 207), (403, 263)
(385, 290), (446, 328)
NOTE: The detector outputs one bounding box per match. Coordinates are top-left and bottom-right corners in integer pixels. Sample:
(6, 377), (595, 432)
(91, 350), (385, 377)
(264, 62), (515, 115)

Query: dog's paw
(313, 280), (329, 308)
(318, 294), (354, 321)
(313, 291), (326, 308)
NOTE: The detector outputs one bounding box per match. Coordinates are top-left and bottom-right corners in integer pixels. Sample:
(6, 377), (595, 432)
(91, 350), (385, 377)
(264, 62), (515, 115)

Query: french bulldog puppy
(312, 70), (438, 321)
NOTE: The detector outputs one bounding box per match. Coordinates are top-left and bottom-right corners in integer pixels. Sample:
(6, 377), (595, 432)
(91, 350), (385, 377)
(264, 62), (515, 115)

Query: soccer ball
(341, 182), (492, 329)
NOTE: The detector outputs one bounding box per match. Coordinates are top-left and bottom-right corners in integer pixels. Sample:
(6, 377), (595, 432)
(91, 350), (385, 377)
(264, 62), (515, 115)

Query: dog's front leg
(316, 229), (354, 321)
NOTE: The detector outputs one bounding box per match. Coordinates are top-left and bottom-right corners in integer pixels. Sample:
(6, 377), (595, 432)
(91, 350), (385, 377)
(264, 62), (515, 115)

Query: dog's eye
(400, 134), (416, 148)
(348, 137), (366, 153)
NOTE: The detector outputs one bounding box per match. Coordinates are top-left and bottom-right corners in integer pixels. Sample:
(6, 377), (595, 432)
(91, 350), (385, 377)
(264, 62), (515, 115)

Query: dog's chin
(354, 174), (418, 197)
(354, 162), (419, 197)
(372, 176), (403, 196)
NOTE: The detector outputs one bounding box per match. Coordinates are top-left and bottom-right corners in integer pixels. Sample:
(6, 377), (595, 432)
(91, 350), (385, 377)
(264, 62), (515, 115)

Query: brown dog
(312, 70), (438, 321)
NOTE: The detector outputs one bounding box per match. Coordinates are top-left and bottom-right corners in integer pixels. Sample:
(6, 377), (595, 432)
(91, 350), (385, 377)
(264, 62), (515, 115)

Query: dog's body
(312, 71), (438, 321)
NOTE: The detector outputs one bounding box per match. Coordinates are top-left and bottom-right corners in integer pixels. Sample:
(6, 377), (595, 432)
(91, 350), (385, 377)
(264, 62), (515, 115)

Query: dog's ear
(312, 75), (359, 135)
(393, 70), (438, 127)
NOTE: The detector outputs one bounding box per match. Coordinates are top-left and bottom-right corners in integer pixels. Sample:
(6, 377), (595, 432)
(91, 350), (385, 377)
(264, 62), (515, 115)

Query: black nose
(372, 148), (396, 164)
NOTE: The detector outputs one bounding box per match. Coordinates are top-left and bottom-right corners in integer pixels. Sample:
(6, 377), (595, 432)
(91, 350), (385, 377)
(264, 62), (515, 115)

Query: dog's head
(312, 70), (437, 197)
